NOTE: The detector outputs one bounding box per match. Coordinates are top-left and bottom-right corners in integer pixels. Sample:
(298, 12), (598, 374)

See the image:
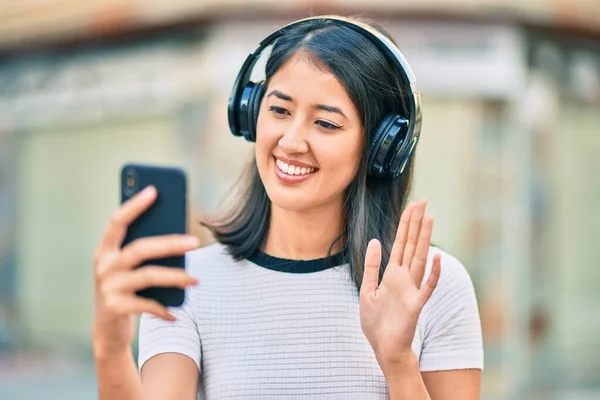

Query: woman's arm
(422, 370), (481, 400)
(141, 353), (199, 400)
(94, 347), (199, 400)
(385, 352), (431, 400)
(94, 346), (143, 400)
(385, 362), (481, 400)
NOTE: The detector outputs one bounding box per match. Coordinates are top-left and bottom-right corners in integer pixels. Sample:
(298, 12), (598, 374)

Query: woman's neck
(263, 201), (345, 260)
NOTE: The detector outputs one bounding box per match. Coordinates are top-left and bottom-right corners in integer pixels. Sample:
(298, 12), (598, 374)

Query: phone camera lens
(124, 168), (138, 197)
(127, 175), (135, 188)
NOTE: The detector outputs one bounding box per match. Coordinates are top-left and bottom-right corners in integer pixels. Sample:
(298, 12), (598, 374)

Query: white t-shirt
(138, 243), (483, 399)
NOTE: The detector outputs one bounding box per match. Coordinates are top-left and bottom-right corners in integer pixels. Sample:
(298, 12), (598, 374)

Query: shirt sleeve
(418, 248), (484, 372)
(137, 287), (201, 372)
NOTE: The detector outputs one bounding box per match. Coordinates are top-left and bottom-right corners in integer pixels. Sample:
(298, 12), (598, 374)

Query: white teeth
(276, 158), (315, 176)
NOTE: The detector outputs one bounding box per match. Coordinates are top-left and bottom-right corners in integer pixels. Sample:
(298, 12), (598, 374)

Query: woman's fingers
(99, 267), (199, 321)
(410, 215), (434, 287)
(94, 234), (199, 281)
(102, 266), (198, 295)
(389, 202), (415, 267)
(103, 293), (176, 321)
(94, 185), (158, 263)
(361, 239), (383, 296)
(401, 199), (427, 268)
(418, 253), (441, 307)
(117, 234), (200, 271)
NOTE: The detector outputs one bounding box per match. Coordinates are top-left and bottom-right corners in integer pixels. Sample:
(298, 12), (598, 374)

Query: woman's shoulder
(419, 247), (483, 370)
(423, 246), (478, 305)
(185, 241), (241, 272)
(426, 246), (473, 284)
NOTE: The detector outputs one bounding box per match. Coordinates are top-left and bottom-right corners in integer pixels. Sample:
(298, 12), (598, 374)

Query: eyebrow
(266, 90), (347, 119)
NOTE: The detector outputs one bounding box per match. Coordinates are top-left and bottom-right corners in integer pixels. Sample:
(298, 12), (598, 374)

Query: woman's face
(255, 52), (364, 213)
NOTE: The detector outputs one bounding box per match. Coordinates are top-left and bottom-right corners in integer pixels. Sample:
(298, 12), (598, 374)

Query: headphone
(227, 15), (422, 179)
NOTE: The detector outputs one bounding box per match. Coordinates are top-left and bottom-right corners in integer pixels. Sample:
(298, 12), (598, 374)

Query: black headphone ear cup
(246, 81), (265, 142)
(368, 114), (398, 177)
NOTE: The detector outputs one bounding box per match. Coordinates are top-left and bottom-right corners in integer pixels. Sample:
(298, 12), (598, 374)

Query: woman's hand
(359, 199), (441, 375)
(92, 185), (200, 357)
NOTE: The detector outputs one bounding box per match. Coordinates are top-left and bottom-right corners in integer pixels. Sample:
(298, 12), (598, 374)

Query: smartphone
(120, 163), (187, 307)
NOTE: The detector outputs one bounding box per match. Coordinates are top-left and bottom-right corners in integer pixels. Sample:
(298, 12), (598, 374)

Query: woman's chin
(267, 191), (313, 212)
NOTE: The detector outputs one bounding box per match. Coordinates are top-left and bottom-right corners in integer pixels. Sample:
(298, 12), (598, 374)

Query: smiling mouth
(273, 156), (318, 177)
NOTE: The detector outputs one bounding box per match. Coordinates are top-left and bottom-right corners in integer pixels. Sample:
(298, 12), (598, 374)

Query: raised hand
(359, 199), (441, 373)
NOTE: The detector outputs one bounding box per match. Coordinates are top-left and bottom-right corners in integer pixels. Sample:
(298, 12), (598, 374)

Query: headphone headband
(228, 16), (422, 178)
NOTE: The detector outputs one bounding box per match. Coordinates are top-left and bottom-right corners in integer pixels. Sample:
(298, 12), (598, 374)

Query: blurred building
(0, 1), (599, 399)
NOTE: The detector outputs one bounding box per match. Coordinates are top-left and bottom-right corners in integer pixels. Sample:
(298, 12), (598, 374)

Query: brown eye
(269, 106), (290, 116)
(316, 120), (341, 131)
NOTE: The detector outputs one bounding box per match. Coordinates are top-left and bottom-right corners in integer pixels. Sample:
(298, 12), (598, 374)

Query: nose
(278, 122), (309, 154)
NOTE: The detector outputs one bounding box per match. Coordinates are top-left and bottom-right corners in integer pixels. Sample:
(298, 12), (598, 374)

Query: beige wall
(551, 103), (600, 380)
(16, 115), (180, 347)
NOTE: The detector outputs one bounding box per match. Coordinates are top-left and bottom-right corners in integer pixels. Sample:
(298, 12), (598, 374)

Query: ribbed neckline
(248, 248), (347, 273)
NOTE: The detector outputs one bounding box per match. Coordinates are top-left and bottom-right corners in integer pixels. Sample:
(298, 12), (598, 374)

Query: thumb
(361, 238), (382, 296)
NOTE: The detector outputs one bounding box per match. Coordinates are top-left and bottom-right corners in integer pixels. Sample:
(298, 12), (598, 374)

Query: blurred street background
(0, 0), (599, 399)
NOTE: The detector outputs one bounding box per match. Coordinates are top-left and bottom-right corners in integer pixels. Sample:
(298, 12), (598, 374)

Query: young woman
(92, 16), (483, 400)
